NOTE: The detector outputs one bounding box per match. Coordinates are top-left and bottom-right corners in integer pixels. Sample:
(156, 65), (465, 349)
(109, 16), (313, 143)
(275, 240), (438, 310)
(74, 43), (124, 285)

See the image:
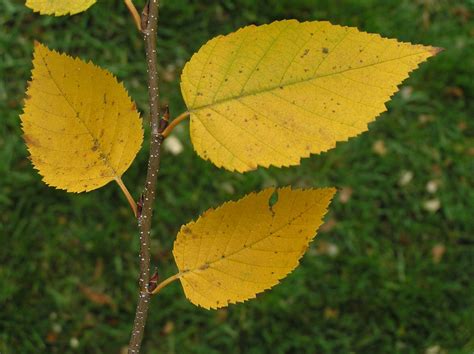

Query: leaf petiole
(162, 111), (190, 138)
(150, 273), (181, 295)
(115, 177), (138, 217)
(123, 0), (142, 31)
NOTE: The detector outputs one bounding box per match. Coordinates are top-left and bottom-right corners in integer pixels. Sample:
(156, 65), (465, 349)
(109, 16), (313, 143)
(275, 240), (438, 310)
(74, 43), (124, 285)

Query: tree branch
(128, 1), (161, 353)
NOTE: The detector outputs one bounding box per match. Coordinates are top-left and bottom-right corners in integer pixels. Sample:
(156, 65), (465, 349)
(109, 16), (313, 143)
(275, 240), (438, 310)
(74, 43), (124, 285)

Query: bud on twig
(147, 269), (159, 293)
(140, 0), (150, 31)
(136, 193), (144, 219)
(158, 105), (170, 133)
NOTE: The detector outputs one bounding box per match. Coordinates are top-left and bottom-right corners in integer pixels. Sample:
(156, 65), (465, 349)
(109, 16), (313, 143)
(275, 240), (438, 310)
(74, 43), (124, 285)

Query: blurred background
(1, 0), (473, 353)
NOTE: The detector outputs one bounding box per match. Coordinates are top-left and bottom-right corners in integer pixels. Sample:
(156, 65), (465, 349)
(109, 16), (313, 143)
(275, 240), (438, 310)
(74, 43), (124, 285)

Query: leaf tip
(429, 47), (445, 56)
(32, 40), (47, 56)
(326, 187), (338, 197)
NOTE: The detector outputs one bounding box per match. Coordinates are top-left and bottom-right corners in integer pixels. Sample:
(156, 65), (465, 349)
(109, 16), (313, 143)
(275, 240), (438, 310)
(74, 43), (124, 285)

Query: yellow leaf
(172, 186), (335, 309)
(21, 43), (143, 193)
(25, 0), (96, 16)
(180, 20), (441, 172)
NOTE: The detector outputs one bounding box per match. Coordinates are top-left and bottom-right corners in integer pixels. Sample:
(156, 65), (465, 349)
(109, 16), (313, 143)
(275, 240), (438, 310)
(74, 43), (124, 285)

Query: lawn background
(0, 0), (473, 353)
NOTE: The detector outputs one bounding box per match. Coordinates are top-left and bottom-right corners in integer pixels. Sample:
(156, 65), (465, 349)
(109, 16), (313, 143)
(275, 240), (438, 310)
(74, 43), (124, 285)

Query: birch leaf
(21, 43), (143, 193)
(181, 19), (441, 172)
(173, 186), (336, 309)
(25, 0), (96, 15)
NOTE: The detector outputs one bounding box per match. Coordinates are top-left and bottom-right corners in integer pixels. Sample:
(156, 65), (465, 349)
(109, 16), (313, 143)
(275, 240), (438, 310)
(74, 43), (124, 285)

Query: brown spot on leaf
(300, 49), (310, 58)
(23, 134), (38, 147)
(199, 263), (210, 270)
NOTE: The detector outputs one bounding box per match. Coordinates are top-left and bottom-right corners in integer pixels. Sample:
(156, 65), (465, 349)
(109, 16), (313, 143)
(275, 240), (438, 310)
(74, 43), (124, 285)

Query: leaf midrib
(179, 199), (324, 277)
(189, 51), (429, 112)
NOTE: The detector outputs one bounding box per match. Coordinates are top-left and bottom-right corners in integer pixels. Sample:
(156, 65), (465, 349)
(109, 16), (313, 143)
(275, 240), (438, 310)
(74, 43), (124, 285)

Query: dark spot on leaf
(300, 49), (310, 58)
(199, 263), (209, 270)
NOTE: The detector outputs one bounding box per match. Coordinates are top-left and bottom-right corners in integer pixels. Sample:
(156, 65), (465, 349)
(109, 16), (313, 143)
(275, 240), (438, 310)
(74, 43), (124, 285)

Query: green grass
(1, 0), (473, 353)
